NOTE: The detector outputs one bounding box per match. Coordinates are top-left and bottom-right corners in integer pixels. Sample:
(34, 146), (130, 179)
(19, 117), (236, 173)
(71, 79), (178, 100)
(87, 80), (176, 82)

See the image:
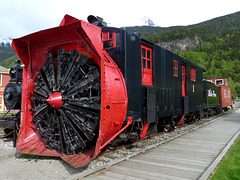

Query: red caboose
(208, 78), (232, 110)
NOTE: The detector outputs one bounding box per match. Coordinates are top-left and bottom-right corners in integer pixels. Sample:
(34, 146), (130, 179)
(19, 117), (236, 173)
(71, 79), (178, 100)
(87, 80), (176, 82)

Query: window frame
(190, 67), (196, 82)
(173, 60), (178, 77)
(102, 31), (120, 49)
(216, 79), (223, 85)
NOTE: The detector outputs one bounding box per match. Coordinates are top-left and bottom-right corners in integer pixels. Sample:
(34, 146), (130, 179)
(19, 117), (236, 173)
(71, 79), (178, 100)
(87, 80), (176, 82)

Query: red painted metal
(178, 115), (186, 125)
(100, 117), (132, 150)
(12, 15), (128, 168)
(219, 86), (232, 108)
(182, 65), (186, 96)
(0, 73), (10, 111)
(46, 92), (63, 109)
(95, 50), (128, 150)
(190, 68), (196, 82)
(140, 122), (150, 138)
(141, 44), (153, 86)
(59, 14), (79, 26)
(173, 60), (178, 77)
(12, 17), (103, 69)
(207, 78), (232, 108)
(102, 31), (119, 48)
(207, 78), (228, 86)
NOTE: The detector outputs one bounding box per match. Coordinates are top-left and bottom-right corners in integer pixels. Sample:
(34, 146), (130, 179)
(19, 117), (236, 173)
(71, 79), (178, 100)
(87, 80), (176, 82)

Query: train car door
(182, 65), (186, 96)
(141, 44), (153, 86)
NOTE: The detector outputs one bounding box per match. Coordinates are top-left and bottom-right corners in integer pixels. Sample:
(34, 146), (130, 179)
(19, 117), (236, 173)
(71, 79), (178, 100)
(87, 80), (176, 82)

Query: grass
(16, 154), (40, 163)
(211, 136), (240, 180)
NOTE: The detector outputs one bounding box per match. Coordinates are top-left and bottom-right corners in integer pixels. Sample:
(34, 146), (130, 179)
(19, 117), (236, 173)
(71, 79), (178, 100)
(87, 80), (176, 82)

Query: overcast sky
(1, 0), (239, 38)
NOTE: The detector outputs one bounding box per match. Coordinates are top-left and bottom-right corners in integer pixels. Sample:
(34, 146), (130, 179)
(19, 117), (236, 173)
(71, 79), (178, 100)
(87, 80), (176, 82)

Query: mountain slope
(0, 54), (19, 68)
(0, 47), (17, 62)
(125, 25), (182, 39)
(192, 11), (240, 32)
(126, 11), (240, 39)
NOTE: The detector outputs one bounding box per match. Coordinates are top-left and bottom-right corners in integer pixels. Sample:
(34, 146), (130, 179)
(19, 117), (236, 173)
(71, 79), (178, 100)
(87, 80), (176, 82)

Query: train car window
(109, 33), (113, 39)
(228, 90), (230, 98)
(102, 31), (120, 49)
(216, 79), (223, 85)
(142, 48), (146, 57)
(141, 44), (153, 86)
(103, 40), (113, 48)
(225, 79), (228, 86)
(147, 60), (151, 70)
(142, 59), (146, 68)
(147, 50), (151, 59)
(224, 90), (226, 98)
(173, 60), (178, 77)
(190, 68), (196, 82)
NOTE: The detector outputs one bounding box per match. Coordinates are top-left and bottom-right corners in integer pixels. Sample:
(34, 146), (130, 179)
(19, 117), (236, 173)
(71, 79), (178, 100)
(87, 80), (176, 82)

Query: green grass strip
(211, 136), (240, 180)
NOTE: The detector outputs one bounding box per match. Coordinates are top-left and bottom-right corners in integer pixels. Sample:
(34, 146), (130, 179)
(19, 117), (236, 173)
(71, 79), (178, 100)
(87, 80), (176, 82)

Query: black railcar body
(102, 26), (206, 129)
(203, 80), (221, 116)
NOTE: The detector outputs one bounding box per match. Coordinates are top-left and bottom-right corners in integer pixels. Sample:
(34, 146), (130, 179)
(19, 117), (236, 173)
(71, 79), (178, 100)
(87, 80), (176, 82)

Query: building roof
(0, 66), (9, 72)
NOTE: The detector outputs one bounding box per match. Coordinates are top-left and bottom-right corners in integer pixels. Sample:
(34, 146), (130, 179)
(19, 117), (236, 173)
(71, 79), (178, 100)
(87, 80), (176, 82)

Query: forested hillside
(0, 54), (19, 68)
(128, 11), (240, 98)
(178, 29), (240, 98)
(0, 47), (17, 67)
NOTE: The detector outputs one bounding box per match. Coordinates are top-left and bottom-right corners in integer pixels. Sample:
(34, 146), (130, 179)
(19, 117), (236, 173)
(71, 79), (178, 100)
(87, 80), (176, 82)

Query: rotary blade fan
(31, 49), (100, 155)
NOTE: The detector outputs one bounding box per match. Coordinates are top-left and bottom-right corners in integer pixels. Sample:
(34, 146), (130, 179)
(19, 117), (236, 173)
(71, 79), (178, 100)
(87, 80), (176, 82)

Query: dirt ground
(0, 138), (88, 180)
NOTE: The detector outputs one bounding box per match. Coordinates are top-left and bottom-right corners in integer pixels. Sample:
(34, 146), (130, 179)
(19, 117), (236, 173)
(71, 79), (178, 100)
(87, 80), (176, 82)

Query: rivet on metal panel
(114, 121), (120, 126)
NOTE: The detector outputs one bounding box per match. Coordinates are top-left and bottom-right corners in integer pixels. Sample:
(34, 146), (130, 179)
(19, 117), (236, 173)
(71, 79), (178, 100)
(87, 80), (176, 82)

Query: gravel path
(0, 140), (82, 180)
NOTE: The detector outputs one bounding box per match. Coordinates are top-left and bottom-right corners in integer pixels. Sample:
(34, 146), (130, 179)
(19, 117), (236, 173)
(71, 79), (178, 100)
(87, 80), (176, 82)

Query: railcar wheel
(171, 117), (178, 129)
(163, 118), (171, 132)
(31, 49), (100, 155)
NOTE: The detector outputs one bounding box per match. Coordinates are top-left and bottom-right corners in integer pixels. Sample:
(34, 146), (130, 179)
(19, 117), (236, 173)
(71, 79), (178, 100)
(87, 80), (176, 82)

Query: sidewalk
(85, 109), (240, 180)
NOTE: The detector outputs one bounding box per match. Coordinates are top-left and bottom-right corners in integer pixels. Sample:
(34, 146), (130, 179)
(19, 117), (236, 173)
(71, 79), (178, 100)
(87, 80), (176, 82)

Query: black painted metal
(9, 60), (23, 83)
(100, 27), (205, 127)
(101, 27), (143, 122)
(4, 60), (22, 110)
(4, 83), (22, 110)
(87, 15), (107, 27)
(183, 96), (189, 114)
(203, 80), (220, 108)
(31, 49), (100, 155)
(157, 88), (175, 118)
(125, 32), (142, 121)
(147, 86), (157, 123)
